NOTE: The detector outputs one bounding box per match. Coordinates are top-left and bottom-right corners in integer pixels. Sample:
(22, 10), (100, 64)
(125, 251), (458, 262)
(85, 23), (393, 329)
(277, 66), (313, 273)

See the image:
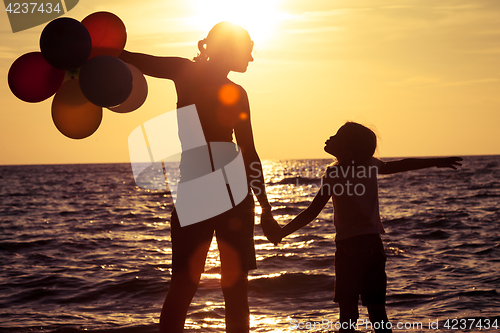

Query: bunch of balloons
(8, 12), (148, 139)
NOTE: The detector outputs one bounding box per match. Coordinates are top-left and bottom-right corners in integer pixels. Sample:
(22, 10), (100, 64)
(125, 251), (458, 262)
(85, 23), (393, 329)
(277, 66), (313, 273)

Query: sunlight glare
(188, 0), (288, 46)
(250, 314), (287, 332)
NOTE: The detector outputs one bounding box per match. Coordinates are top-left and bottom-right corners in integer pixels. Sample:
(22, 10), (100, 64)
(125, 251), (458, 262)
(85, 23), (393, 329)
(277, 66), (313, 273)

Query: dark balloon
(82, 12), (127, 58)
(108, 63), (148, 113)
(79, 55), (133, 107)
(8, 52), (65, 103)
(40, 17), (92, 70)
(52, 79), (102, 139)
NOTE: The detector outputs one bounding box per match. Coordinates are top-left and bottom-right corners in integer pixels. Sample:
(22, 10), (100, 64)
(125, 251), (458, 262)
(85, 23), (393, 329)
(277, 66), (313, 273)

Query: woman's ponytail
(193, 22), (252, 62)
(193, 38), (208, 62)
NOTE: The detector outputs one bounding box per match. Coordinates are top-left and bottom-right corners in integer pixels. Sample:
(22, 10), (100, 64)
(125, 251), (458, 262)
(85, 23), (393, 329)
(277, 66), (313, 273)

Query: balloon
(108, 63), (148, 113)
(8, 52), (65, 103)
(82, 12), (127, 58)
(79, 55), (133, 107)
(52, 79), (103, 139)
(39, 17), (92, 70)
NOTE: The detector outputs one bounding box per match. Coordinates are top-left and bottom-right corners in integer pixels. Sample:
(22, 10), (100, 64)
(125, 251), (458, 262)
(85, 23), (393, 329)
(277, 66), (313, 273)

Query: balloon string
(140, 124), (154, 163)
(141, 123), (170, 192)
(161, 160), (170, 194)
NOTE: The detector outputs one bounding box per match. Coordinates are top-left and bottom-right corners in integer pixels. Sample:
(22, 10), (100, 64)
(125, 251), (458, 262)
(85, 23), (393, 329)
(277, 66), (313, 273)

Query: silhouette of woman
(120, 22), (279, 333)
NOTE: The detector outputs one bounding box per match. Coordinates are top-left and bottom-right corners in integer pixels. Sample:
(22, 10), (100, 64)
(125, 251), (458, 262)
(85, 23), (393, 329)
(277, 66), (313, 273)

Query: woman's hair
(194, 21), (253, 62)
(340, 122), (377, 163)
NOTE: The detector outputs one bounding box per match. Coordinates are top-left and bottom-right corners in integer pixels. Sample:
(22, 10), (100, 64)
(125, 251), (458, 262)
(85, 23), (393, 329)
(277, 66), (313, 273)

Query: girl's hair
(194, 21), (253, 62)
(340, 122), (377, 163)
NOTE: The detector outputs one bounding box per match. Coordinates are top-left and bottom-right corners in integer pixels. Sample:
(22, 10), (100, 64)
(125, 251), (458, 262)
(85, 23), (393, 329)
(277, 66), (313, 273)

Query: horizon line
(0, 153), (497, 167)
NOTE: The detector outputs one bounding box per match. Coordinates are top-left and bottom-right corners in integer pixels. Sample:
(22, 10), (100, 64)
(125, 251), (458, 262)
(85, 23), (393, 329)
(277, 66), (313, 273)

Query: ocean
(1, 155), (499, 332)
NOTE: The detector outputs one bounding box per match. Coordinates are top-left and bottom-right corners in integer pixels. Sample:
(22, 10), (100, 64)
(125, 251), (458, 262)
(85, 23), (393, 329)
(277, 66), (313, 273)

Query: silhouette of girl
(268, 122), (462, 333)
(120, 22), (279, 333)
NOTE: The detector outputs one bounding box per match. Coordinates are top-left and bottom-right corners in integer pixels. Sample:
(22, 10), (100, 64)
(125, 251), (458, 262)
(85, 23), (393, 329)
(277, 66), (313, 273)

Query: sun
(188, 0), (288, 46)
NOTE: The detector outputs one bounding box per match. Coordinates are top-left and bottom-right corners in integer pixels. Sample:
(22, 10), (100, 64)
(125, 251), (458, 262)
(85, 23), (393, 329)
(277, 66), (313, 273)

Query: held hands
(436, 157), (463, 170)
(260, 209), (283, 245)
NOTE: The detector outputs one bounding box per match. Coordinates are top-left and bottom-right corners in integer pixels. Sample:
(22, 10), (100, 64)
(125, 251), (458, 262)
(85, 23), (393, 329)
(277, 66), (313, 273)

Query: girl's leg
(338, 302), (358, 333)
(367, 304), (392, 333)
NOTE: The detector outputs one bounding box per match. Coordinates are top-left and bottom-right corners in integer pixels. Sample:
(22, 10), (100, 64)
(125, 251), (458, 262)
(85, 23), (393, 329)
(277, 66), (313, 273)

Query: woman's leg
(159, 269), (202, 333)
(218, 239), (250, 333)
(221, 270), (250, 333)
(160, 240), (211, 333)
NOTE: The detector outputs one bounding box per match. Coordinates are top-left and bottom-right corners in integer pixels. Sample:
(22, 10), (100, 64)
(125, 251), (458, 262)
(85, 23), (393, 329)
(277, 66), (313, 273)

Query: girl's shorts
(334, 233), (387, 305)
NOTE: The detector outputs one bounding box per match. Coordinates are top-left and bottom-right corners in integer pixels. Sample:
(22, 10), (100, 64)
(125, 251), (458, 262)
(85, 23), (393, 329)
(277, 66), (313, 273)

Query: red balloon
(108, 63), (148, 113)
(52, 79), (103, 139)
(8, 52), (65, 103)
(82, 12), (127, 58)
(79, 55), (133, 107)
(40, 17), (92, 70)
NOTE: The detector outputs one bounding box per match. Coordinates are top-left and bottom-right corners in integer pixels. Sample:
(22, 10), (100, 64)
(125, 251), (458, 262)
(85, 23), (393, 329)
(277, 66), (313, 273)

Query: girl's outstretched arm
(379, 157), (462, 174)
(119, 50), (188, 79)
(279, 183), (332, 241)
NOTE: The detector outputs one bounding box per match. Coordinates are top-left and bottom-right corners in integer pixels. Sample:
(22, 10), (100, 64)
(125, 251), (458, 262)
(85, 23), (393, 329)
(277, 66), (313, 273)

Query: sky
(1, 0), (500, 165)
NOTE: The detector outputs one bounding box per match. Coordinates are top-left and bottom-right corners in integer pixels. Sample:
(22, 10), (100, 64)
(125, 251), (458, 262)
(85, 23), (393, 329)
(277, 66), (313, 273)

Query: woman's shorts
(334, 233), (387, 305)
(170, 194), (257, 273)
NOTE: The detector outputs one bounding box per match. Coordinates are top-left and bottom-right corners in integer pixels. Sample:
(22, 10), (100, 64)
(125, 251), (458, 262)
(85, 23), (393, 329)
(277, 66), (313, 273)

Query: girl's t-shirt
(323, 157), (385, 241)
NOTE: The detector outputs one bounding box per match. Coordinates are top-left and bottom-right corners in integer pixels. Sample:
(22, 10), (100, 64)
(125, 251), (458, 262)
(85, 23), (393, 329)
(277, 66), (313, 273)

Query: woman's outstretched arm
(119, 50), (189, 79)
